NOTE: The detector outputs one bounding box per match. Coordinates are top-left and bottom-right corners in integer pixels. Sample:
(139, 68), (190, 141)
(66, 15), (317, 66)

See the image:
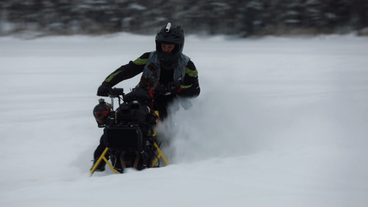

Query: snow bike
(90, 88), (169, 176)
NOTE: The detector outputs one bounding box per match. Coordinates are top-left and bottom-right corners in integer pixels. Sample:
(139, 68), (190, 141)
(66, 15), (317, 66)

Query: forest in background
(1, 0), (368, 37)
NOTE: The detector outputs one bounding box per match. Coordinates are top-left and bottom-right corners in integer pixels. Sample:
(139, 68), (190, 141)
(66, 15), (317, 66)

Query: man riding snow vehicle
(91, 23), (200, 174)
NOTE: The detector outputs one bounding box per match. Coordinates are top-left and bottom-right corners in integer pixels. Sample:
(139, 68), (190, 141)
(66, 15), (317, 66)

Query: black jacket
(102, 52), (200, 98)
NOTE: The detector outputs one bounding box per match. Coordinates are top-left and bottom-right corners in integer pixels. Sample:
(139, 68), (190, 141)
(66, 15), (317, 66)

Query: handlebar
(101, 86), (192, 110)
(108, 88), (124, 97)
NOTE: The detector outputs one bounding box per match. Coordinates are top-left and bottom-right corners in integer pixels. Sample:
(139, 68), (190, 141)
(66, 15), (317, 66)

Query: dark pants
(152, 95), (178, 121)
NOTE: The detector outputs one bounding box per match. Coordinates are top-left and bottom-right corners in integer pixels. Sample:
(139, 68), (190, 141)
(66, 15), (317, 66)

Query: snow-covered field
(1, 33), (368, 207)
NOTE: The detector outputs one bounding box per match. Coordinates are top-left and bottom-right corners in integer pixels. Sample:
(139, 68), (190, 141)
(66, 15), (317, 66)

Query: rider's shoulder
(138, 52), (152, 59)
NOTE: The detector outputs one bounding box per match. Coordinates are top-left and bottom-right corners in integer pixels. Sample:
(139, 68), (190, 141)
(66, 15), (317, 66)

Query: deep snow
(0, 33), (368, 207)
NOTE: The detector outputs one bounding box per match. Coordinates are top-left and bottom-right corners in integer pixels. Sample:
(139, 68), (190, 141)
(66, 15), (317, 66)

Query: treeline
(1, 0), (367, 37)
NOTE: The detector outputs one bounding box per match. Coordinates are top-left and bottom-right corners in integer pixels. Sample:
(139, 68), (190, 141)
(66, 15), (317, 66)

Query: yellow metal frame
(90, 147), (118, 176)
(90, 142), (169, 176)
(151, 142), (169, 167)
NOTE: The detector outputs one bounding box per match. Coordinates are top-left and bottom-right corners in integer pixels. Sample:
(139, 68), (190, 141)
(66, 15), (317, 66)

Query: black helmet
(93, 99), (111, 125)
(155, 22), (184, 67)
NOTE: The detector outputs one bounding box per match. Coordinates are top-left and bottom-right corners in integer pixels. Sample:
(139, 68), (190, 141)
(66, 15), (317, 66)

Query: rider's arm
(102, 53), (150, 87)
(178, 60), (200, 98)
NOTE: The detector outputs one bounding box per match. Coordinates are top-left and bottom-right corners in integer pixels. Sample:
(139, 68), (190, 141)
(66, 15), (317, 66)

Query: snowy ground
(1, 33), (368, 207)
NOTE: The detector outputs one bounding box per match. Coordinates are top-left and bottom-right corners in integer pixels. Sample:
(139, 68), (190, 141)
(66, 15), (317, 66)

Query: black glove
(152, 84), (166, 97)
(166, 81), (181, 94)
(97, 82), (111, 97)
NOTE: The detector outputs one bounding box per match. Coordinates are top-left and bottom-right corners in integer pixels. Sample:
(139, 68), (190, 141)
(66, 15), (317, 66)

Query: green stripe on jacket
(186, 67), (198, 77)
(133, 58), (148, 65)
